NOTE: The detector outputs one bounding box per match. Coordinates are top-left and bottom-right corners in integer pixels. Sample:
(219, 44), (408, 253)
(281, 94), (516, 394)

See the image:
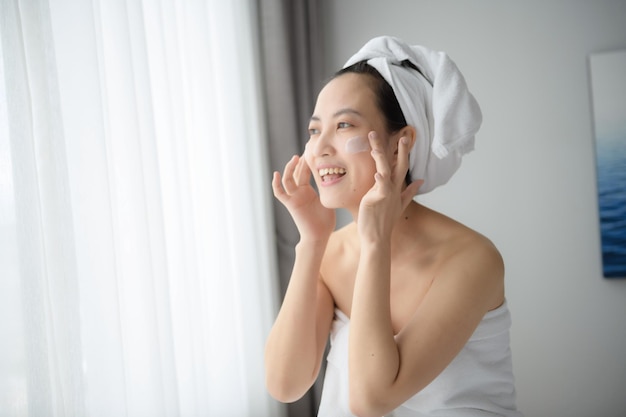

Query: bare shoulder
(412, 208), (504, 309)
(324, 221), (362, 260)
(448, 221), (502, 270)
(427, 209), (505, 310)
(326, 222), (355, 252)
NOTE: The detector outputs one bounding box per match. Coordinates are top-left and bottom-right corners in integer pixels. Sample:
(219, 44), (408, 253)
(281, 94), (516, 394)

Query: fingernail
(401, 137), (409, 145)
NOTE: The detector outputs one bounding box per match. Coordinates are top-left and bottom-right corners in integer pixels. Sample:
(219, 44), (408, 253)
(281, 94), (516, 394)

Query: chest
(321, 247), (436, 334)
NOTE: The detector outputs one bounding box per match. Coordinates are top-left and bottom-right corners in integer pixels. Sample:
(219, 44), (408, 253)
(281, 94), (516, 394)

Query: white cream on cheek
(303, 135), (370, 157)
(344, 135), (370, 154)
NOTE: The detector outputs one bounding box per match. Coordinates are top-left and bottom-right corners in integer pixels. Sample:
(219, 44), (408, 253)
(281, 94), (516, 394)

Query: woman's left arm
(349, 236), (504, 417)
(348, 132), (503, 417)
(348, 131), (417, 415)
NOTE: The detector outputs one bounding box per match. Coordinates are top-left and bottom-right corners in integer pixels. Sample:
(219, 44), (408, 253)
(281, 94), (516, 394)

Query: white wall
(321, 1), (626, 416)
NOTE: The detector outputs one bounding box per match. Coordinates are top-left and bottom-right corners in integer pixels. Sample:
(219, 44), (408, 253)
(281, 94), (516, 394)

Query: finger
(272, 171), (289, 204)
(367, 130), (384, 153)
(394, 136), (411, 189)
(295, 154), (312, 186)
(372, 171), (393, 197)
(281, 155), (299, 194)
(369, 132), (391, 179)
(293, 155), (302, 183)
(400, 179), (423, 208)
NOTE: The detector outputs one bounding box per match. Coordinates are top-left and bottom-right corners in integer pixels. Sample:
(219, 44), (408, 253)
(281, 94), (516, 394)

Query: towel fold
(344, 36), (482, 194)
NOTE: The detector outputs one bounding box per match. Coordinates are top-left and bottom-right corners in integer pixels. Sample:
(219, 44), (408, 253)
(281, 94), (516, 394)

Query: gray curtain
(255, 0), (326, 416)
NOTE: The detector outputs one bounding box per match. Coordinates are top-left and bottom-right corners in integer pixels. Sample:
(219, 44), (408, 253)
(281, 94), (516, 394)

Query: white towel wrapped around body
(344, 36), (482, 194)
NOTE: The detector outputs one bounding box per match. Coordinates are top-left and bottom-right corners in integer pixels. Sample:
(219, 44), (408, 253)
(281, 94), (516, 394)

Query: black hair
(333, 60), (407, 134)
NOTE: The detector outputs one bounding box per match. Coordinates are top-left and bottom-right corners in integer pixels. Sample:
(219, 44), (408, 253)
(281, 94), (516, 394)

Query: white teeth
(318, 167), (346, 176)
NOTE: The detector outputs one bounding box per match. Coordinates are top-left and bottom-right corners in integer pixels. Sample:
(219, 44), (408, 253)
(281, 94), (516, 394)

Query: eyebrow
(310, 108), (364, 122)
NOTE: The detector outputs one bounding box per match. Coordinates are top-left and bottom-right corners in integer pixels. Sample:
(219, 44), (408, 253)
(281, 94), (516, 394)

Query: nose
(309, 131), (336, 157)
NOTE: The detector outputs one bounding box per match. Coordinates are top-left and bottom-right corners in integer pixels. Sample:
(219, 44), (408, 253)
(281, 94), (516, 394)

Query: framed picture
(588, 49), (626, 278)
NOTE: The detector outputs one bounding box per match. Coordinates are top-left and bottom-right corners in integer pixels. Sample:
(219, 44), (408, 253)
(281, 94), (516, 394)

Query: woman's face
(305, 73), (397, 210)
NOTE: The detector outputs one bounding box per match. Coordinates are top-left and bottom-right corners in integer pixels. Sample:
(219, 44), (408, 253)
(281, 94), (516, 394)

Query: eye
(338, 122), (352, 129)
(308, 127), (320, 136)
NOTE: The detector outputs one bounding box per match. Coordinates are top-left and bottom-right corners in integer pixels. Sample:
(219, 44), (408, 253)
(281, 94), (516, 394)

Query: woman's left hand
(357, 131), (422, 243)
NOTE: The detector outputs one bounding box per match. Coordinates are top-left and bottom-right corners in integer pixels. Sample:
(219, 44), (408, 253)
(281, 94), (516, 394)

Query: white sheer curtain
(0, 0), (282, 416)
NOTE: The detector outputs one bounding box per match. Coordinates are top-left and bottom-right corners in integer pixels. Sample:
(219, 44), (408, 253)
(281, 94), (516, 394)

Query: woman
(265, 36), (521, 417)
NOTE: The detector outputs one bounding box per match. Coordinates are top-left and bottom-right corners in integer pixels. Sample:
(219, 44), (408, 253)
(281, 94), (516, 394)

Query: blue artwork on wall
(589, 49), (626, 278)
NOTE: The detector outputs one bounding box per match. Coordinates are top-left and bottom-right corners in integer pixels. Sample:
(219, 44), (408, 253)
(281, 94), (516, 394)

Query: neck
(351, 201), (423, 248)
(390, 201), (422, 249)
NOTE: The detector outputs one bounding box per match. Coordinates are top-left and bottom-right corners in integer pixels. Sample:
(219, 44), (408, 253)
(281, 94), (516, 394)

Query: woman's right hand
(272, 154), (336, 242)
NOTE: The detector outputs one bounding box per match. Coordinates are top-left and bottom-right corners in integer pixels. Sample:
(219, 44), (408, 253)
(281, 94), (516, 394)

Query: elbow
(349, 400), (387, 417)
(348, 386), (391, 417)
(265, 373), (308, 404)
(264, 347), (320, 403)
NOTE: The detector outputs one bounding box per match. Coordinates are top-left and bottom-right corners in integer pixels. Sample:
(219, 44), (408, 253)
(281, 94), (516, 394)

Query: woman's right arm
(264, 155), (336, 402)
(264, 239), (334, 402)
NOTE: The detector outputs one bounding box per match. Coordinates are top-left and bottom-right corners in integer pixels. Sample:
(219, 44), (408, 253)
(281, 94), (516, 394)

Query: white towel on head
(344, 36), (482, 194)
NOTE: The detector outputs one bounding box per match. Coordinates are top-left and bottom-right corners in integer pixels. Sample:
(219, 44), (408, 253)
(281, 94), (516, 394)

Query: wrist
(359, 239), (391, 256)
(359, 231), (392, 248)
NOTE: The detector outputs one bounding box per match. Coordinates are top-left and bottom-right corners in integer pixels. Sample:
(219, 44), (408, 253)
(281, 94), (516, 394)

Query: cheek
(348, 145), (393, 185)
(344, 135), (370, 154)
(350, 157), (377, 187)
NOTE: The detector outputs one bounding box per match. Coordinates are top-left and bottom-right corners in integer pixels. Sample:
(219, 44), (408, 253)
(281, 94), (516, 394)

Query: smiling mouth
(318, 167), (346, 183)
